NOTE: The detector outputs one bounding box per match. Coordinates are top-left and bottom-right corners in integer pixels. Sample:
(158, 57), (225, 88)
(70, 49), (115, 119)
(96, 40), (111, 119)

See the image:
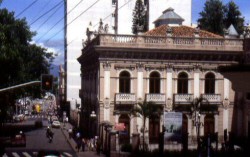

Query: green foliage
(224, 1), (245, 34)
(0, 8), (54, 124)
(198, 0), (226, 35)
(198, 0), (245, 36)
(132, 0), (147, 34)
(130, 100), (162, 152)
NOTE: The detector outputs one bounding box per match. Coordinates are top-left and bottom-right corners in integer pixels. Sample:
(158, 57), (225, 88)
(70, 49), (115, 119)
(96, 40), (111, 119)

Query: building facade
(65, 0), (192, 121)
(78, 7), (250, 150)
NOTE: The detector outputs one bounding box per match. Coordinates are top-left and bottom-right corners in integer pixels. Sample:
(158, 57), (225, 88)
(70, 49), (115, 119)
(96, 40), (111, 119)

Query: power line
(45, 0), (100, 44)
(36, 0), (85, 42)
(93, 0), (133, 27)
(30, 0), (64, 26)
(36, 2), (64, 32)
(15, 0), (39, 18)
(59, 0), (133, 48)
(30, 0), (53, 22)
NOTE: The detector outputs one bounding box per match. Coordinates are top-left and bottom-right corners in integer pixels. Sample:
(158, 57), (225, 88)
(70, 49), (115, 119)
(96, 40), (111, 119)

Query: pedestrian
(76, 138), (82, 152)
(82, 138), (86, 151)
(68, 128), (73, 139)
(96, 138), (101, 155)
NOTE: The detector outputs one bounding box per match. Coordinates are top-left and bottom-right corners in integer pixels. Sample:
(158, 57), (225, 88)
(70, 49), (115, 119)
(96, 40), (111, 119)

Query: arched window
(149, 115), (160, 144)
(205, 73), (215, 94)
(119, 114), (130, 144)
(119, 71), (130, 93)
(149, 72), (160, 93)
(177, 72), (188, 94)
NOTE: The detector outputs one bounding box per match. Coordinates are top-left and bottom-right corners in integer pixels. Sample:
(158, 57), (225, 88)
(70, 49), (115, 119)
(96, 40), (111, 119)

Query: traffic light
(41, 74), (53, 91)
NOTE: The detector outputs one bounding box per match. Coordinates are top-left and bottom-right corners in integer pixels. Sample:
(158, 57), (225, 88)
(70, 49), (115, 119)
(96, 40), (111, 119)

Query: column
(103, 62), (111, 121)
(193, 67), (200, 98)
(166, 66), (173, 110)
(137, 63), (144, 99)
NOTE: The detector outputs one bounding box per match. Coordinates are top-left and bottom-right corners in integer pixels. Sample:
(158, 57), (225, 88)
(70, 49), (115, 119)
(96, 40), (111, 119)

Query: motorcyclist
(46, 126), (53, 142)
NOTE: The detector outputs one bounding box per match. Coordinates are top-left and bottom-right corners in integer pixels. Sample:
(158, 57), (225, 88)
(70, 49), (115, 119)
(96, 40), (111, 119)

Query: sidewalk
(61, 123), (106, 157)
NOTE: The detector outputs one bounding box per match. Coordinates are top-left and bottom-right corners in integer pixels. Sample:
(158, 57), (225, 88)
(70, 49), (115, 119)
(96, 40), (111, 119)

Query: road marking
(63, 152), (73, 157)
(12, 152), (20, 157)
(3, 153), (8, 157)
(23, 152), (32, 157)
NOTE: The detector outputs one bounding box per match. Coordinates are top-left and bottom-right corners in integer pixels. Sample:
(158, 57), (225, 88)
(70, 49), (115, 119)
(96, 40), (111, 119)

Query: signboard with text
(164, 112), (182, 142)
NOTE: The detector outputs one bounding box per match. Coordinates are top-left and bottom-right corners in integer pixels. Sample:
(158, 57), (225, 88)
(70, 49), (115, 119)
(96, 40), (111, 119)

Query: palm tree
(130, 100), (162, 152)
(191, 96), (209, 157)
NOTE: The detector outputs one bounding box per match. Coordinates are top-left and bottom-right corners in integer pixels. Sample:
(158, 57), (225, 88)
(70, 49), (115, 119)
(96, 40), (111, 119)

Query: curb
(60, 126), (78, 153)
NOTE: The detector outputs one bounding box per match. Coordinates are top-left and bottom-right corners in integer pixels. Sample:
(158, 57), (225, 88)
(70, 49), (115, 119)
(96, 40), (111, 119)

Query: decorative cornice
(103, 61), (111, 71)
(136, 62), (144, 72)
(114, 64), (136, 71)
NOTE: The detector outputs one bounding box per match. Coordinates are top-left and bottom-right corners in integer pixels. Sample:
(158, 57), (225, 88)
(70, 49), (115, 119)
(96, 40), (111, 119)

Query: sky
(0, 0), (250, 66)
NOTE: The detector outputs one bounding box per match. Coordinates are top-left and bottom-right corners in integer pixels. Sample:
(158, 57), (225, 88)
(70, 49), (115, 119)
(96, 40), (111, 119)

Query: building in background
(78, 7), (250, 150)
(65, 0), (192, 122)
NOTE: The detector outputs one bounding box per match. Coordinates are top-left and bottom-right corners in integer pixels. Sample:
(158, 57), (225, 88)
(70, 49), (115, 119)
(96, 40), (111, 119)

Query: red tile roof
(145, 25), (223, 38)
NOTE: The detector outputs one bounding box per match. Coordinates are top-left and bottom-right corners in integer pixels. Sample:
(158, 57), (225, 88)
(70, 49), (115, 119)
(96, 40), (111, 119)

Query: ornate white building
(78, 8), (250, 151)
(65, 0), (192, 120)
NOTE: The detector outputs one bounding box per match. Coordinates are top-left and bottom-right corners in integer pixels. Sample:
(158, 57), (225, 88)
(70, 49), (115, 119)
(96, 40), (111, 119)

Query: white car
(52, 121), (61, 128)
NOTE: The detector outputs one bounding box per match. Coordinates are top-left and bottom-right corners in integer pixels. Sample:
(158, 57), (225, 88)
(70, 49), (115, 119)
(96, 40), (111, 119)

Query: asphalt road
(4, 117), (77, 157)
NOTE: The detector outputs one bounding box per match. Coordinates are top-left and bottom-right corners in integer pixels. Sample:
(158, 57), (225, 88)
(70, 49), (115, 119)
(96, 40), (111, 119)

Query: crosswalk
(25, 115), (48, 119)
(3, 151), (74, 157)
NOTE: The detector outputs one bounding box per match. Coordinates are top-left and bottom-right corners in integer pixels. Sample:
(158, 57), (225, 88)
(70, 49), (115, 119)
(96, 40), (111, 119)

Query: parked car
(52, 121), (61, 128)
(11, 132), (26, 147)
(13, 114), (25, 122)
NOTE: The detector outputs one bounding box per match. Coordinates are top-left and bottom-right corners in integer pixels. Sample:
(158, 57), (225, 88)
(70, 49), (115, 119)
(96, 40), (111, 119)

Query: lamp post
(72, 98), (80, 129)
(90, 111), (97, 138)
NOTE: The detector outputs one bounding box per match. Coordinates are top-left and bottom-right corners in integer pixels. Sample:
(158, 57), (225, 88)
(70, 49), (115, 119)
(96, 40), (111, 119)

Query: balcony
(115, 93), (136, 105)
(173, 94), (194, 111)
(201, 94), (221, 104)
(145, 93), (166, 104)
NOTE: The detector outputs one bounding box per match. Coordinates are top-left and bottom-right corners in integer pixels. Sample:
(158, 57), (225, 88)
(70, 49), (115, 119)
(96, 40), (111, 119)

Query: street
(3, 116), (77, 157)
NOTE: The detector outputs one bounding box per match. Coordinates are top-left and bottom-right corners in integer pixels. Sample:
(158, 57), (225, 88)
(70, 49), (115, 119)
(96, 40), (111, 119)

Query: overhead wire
(45, 0), (133, 45)
(36, 0), (85, 42)
(64, 0), (133, 48)
(15, 0), (39, 18)
(30, 0), (52, 22)
(35, 2), (64, 32)
(44, 0), (100, 44)
(30, 0), (64, 26)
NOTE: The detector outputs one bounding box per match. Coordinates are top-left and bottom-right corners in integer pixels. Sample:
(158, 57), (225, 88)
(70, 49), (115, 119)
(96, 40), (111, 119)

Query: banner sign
(164, 112), (182, 142)
(114, 123), (125, 131)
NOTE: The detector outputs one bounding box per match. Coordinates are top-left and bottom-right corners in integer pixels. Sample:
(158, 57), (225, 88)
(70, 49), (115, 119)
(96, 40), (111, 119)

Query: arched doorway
(149, 115), (160, 144)
(119, 114), (130, 144)
(204, 114), (215, 136)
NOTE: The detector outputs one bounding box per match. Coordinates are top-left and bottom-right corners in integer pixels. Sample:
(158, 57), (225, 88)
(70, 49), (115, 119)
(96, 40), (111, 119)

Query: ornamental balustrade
(145, 93), (166, 104)
(174, 94), (194, 104)
(201, 94), (221, 104)
(115, 93), (136, 104)
(91, 34), (243, 51)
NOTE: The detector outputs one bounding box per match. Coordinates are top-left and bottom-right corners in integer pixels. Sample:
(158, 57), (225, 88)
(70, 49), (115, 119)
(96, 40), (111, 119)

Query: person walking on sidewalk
(76, 132), (81, 152)
(82, 138), (86, 152)
(68, 128), (73, 139)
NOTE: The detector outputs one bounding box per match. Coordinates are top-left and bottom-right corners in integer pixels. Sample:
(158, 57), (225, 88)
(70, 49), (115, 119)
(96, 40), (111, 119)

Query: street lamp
(90, 111), (97, 138)
(72, 98), (80, 129)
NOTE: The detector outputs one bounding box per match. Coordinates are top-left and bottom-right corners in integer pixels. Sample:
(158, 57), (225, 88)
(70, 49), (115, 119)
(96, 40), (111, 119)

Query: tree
(224, 1), (245, 34)
(198, 0), (226, 35)
(0, 8), (54, 125)
(0, 8), (54, 89)
(132, 0), (147, 34)
(198, 0), (245, 36)
(130, 100), (162, 152)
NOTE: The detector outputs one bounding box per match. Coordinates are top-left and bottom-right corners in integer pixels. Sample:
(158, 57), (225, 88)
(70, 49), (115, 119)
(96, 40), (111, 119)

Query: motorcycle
(46, 130), (54, 143)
